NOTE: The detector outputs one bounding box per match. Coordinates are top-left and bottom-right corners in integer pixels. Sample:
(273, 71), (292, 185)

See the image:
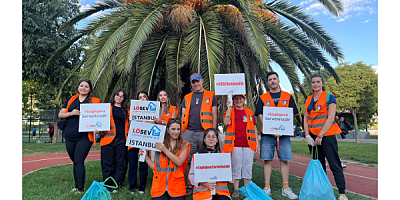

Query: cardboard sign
(79, 103), (111, 132)
(126, 121), (166, 151)
(130, 100), (160, 121)
(214, 73), (246, 95)
(193, 153), (232, 183)
(262, 107), (294, 136)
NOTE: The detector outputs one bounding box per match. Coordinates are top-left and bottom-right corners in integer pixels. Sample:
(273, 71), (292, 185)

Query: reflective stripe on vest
(193, 185), (229, 193)
(182, 90), (214, 132)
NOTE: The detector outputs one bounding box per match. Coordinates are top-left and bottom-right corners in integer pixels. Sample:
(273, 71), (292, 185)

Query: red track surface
(22, 151), (377, 198)
(253, 151), (378, 199)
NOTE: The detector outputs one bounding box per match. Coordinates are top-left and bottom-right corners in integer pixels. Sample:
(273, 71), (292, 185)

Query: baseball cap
(232, 94), (245, 99)
(190, 73), (203, 82)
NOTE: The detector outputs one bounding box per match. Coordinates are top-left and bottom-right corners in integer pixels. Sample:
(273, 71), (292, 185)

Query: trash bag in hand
(81, 177), (117, 200)
(238, 181), (273, 200)
(299, 160), (335, 200)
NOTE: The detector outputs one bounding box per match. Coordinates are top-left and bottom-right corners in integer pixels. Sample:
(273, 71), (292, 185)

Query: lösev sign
(262, 107), (294, 136)
(130, 100), (160, 121)
(126, 121), (166, 152)
(193, 153), (232, 183)
(79, 103), (111, 132)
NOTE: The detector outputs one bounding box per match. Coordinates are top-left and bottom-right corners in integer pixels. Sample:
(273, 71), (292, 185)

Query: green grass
(22, 142), (101, 157)
(22, 160), (374, 200)
(291, 140), (378, 164)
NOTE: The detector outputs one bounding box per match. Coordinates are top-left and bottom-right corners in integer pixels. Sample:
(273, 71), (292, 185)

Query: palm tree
(48, 0), (343, 111)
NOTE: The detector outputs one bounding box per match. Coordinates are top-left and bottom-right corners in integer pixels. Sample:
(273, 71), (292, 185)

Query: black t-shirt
(180, 91), (219, 132)
(62, 96), (90, 141)
(112, 106), (126, 138)
(255, 91), (299, 116)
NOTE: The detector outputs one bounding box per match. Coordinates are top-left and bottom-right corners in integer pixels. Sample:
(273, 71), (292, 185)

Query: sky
(77, 0), (378, 92)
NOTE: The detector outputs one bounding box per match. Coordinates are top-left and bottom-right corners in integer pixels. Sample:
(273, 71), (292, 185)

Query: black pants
(128, 148), (148, 191)
(152, 192), (186, 200)
(308, 133), (346, 194)
(101, 137), (127, 187)
(212, 194), (231, 200)
(66, 138), (93, 190)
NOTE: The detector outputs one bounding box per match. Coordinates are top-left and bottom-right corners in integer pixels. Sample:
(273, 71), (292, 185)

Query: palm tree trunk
(351, 107), (360, 143)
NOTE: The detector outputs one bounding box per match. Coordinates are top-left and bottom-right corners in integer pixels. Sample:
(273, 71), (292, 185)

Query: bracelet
(317, 135), (323, 138)
(306, 135), (310, 138)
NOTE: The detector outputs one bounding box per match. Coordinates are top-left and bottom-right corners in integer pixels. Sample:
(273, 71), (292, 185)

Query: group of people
(58, 72), (348, 200)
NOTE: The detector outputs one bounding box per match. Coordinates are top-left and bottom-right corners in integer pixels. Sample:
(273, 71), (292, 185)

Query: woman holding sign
(128, 91), (150, 195)
(58, 79), (100, 194)
(97, 89), (130, 191)
(223, 94), (259, 198)
(139, 118), (190, 200)
(189, 128), (232, 200)
(303, 74), (347, 200)
(153, 90), (178, 125)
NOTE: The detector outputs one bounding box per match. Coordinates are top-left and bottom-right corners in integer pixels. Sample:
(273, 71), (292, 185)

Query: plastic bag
(238, 181), (273, 200)
(81, 177), (118, 200)
(299, 159), (335, 200)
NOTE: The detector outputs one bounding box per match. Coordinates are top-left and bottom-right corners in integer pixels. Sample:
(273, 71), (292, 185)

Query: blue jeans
(260, 135), (292, 161)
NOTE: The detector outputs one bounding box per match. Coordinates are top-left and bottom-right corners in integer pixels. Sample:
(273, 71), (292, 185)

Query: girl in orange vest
(189, 128), (233, 200)
(139, 118), (190, 200)
(96, 89), (130, 191)
(303, 74), (347, 200)
(223, 94), (259, 198)
(152, 90), (178, 125)
(58, 79), (100, 194)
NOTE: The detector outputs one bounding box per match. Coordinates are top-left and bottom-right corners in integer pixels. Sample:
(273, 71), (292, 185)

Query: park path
(22, 151), (377, 198)
(22, 151), (101, 176)
(253, 151), (378, 199)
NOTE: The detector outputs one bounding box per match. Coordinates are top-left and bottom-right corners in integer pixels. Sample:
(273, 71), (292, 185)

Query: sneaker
(69, 188), (78, 193)
(111, 189), (118, 193)
(282, 188), (298, 199)
(263, 187), (271, 196)
(138, 191), (144, 195)
(341, 163), (347, 168)
(338, 195), (348, 200)
(232, 190), (239, 198)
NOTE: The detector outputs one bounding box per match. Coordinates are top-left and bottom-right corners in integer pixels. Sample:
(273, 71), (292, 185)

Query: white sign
(130, 100), (160, 121)
(193, 153), (232, 183)
(79, 103), (111, 132)
(126, 121), (166, 151)
(214, 73), (246, 95)
(262, 107), (294, 136)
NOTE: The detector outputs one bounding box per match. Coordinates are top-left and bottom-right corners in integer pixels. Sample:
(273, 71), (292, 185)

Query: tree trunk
(53, 105), (61, 144)
(351, 108), (360, 143)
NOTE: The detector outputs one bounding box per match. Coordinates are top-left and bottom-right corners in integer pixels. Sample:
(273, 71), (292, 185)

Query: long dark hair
(77, 79), (94, 103)
(110, 89), (129, 120)
(311, 74), (326, 92)
(162, 118), (184, 158)
(198, 128), (221, 153)
(157, 90), (171, 114)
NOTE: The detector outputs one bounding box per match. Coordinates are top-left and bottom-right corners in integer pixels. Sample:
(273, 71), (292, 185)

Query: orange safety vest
(305, 91), (341, 136)
(151, 140), (191, 198)
(65, 94), (101, 145)
(260, 91), (291, 108)
(182, 90), (214, 132)
(223, 108), (257, 152)
(159, 105), (179, 125)
(192, 155), (231, 200)
(100, 106), (130, 147)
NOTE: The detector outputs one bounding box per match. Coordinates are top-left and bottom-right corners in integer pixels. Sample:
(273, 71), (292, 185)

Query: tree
(325, 62), (378, 143)
(48, 0), (344, 115)
(23, 0), (87, 142)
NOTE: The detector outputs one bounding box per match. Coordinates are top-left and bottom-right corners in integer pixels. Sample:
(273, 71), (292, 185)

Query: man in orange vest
(255, 72), (300, 199)
(180, 73), (219, 195)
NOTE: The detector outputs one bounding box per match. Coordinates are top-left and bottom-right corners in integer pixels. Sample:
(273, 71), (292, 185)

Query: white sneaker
(338, 196), (348, 200)
(282, 188), (298, 199)
(138, 191), (144, 195)
(263, 187), (271, 196)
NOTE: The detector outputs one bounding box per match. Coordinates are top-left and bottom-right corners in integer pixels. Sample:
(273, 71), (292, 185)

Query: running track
(22, 151), (377, 198)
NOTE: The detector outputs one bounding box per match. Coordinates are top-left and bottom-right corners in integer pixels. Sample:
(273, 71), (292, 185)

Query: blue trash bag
(299, 159), (336, 200)
(81, 177), (118, 200)
(238, 181), (273, 200)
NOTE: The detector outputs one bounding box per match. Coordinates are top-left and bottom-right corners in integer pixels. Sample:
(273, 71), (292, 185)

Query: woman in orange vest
(303, 74), (348, 200)
(188, 128), (233, 200)
(96, 89), (130, 191)
(58, 79), (100, 194)
(152, 90), (178, 125)
(139, 118), (190, 200)
(223, 94), (259, 198)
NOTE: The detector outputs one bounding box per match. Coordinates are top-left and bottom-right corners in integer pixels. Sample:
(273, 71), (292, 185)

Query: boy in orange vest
(255, 72), (300, 199)
(180, 73), (219, 195)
